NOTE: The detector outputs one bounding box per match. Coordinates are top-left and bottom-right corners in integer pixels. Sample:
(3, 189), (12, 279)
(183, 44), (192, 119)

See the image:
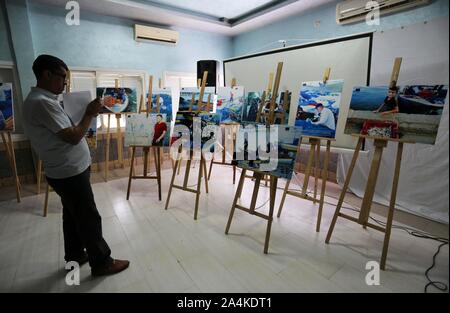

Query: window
(163, 71), (197, 113)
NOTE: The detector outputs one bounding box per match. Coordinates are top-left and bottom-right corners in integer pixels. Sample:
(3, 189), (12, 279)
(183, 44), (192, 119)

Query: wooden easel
(207, 77), (239, 184)
(256, 63), (289, 126)
(225, 169), (278, 254)
(1, 131), (21, 203)
(104, 79), (125, 182)
(126, 145), (162, 201)
(325, 58), (408, 270)
(277, 68), (334, 232)
(224, 63), (286, 253)
(126, 76), (163, 201)
(165, 151), (209, 220)
(174, 72), (211, 175)
(277, 136), (334, 231)
(195, 71), (212, 113)
(176, 71), (212, 175)
(165, 73), (211, 219)
(244, 64), (285, 185)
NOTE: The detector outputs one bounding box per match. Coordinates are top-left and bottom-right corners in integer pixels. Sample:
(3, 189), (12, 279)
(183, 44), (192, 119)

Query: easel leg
(313, 142), (320, 204)
(177, 159), (182, 175)
(277, 179), (291, 218)
(183, 159), (192, 188)
(359, 140), (387, 227)
(159, 147), (163, 168)
(6, 133), (20, 203)
(105, 114), (111, 182)
(132, 151), (136, 177)
(233, 165), (236, 185)
(143, 147), (149, 177)
(326, 138), (363, 244)
(316, 140), (331, 232)
(37, 159), (42, 194)
(202, 157), (209, 194)
(194, 157), (203, 220)
(43, 182), (50, 217)
(301, 142), (316, 196)
(116, 115), (124, 169)
(165, 158), (180, 210)
(1, 132), (12, 167)
(208, 157), (214, 180)
(155, 147), (162, 201)
(249, 173), (262, 214)
(126, 147), (136, 200)
(264, 176), (278, 254)
(381, 142), (403, 270)
(225, 169), (246, 234)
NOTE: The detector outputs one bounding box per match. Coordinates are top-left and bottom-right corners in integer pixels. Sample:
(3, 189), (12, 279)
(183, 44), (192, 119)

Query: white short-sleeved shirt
(22, 87), (91, 179)
(312, 107), (336, 131)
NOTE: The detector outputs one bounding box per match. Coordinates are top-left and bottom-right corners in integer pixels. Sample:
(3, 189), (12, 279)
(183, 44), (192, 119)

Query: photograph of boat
(398, 85), (447, 115)
(345, 85), (448, 145)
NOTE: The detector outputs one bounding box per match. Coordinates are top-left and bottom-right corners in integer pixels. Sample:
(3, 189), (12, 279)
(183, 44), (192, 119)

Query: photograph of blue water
(179, 87), (215, 112)
(0, 83), (14, 132)
(150, 88), (173, 121)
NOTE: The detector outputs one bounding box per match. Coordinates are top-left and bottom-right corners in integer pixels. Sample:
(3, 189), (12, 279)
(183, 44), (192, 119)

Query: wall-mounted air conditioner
(134, 24), (179, 44)
(336, 0), (431, 25)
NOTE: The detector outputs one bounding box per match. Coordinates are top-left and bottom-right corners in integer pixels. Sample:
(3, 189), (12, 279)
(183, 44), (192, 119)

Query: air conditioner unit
(134, 24), (179, 44)
(336, 0), (431, 25)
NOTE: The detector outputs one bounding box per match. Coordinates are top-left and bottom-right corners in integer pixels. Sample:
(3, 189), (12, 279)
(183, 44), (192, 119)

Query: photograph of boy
(152, 114), (167, 146)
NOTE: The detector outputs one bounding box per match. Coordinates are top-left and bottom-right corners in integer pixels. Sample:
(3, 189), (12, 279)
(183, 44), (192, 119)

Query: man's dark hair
(389, 86), (399, 93)
(32, 54), (69, 80)
(157, 114), (163, 118)
(315, 103), (324, 108)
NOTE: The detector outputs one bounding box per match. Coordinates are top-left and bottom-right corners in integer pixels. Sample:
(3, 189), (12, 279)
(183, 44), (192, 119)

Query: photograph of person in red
(152, 114), (168, 146)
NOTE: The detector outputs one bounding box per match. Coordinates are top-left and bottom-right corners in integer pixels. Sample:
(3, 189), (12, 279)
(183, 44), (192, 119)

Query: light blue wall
(28, 2), (233, 78)
(4, 0), (36, 103)
(232, 0), (450, 57)
(0, 2), (13, 62)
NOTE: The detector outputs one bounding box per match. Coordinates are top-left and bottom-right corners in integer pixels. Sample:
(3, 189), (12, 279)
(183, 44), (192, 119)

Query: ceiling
(30, 0), (336, 36)
(141, 0), (276, 20)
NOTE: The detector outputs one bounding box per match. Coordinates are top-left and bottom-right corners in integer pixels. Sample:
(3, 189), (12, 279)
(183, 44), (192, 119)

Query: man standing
(22, 55), (129, 277)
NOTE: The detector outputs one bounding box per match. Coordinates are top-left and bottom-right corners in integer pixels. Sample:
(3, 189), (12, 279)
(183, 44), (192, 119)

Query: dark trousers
(47, 167), (112, 268)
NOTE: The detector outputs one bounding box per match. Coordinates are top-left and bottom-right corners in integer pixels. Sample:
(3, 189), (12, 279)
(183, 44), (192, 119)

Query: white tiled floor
(0, 165), (448, 293)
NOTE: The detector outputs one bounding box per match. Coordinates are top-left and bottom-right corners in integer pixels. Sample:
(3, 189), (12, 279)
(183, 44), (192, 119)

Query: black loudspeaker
(197, 60), (219, 88)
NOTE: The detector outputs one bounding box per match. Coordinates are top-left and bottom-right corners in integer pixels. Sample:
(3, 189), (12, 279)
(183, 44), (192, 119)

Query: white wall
(338, 17), (450, 224)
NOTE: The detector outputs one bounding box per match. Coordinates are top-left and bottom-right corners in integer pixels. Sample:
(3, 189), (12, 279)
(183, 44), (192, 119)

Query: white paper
(63, 91), (92, 125)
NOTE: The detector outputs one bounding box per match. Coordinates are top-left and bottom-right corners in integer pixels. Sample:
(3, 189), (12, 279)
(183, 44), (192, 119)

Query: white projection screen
(224, 33), (373, 151)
